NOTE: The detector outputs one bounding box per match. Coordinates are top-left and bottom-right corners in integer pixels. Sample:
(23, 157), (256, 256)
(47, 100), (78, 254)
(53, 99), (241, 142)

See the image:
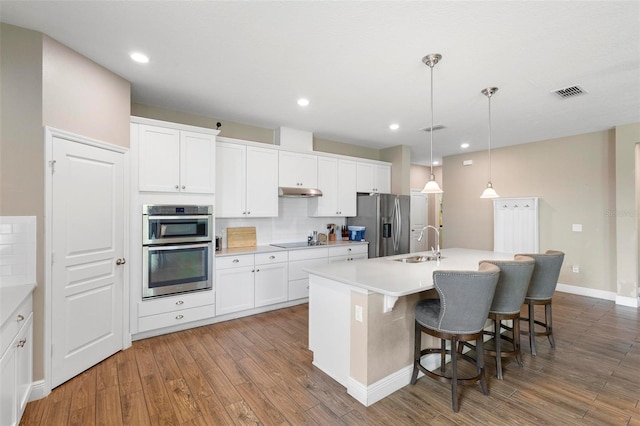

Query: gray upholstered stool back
(481, 256), (535, 315)
(516, 250), (564, 301)
(420, 262), (500, 334)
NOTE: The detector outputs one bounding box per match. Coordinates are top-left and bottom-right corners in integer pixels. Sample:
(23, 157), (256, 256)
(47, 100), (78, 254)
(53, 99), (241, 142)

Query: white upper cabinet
(279, 151), (318, 188)
(216, 142), (278, 218)
(246, 146), (279, 217)
(356, 162), (391, 193)
(137, 122), (216, 193)
(310, 157), (357, 217)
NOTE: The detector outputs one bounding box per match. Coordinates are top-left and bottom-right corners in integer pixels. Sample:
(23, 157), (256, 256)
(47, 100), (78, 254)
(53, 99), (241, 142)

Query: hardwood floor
(21, 292), (640, 425)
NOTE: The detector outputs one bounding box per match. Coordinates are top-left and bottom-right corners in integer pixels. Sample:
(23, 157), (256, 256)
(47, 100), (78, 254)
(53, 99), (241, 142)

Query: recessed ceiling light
(297, 98), (310, 107)
(389, 123), (400, 130)
(130, 52), (149, 64)
(460, 143), (470, 149)
(432, 161), (440, 165)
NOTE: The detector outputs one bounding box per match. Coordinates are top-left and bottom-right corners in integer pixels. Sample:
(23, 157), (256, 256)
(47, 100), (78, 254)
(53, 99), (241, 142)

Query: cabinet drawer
(138, 290), (214, 317)
(1, 294), (32, 357)
(328, 253), (368, 263)
(138, 304), (215, 333)
(288, 247), (329, 261)
(328, 244), (368, 257)
(289, 279), (309, 300)
(255, 251), (288, 265)
(216, 254), (254, 269)
(289, 258), (328, 281)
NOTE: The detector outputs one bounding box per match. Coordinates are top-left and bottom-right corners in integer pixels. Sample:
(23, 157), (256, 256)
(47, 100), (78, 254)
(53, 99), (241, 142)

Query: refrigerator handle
(393, 197), (401, 252)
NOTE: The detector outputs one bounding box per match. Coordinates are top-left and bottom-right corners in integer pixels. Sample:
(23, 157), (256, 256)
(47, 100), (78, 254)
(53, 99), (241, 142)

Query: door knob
(116, 258), (126, 265)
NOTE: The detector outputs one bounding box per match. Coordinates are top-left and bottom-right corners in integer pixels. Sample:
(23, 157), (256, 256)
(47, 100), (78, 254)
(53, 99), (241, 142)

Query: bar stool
(517, 250), (565, 356)
(410, 262), (500, 412)
(479, 256), (535, 379)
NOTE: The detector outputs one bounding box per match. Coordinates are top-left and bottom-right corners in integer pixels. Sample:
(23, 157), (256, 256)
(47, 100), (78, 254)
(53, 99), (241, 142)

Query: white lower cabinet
(216, 252), (288, 315)
(137, 289), (215, 333)
(288, 248), (329, 301)
(254, 252), (288, 308)
(328, 244), (368, 263)
(1, 292), (33, 426)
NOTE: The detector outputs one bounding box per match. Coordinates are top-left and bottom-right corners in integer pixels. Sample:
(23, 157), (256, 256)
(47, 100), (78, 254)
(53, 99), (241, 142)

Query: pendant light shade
(421, 53), (443, 194)
(480, 87), (500, 199)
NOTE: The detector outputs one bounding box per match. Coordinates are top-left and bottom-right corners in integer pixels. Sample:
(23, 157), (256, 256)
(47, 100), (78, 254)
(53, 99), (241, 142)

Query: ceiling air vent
(421, 125), (446, 132)
(552, 85), (587, 99)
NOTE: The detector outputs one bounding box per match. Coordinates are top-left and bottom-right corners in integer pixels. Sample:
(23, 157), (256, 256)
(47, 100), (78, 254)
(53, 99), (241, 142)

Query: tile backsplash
(216, 198), (346, 246)
(0, 216), (37, 286)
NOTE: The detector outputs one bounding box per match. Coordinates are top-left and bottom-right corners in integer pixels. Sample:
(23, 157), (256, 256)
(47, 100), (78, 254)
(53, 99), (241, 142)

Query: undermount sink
(393, 255), (444, 263)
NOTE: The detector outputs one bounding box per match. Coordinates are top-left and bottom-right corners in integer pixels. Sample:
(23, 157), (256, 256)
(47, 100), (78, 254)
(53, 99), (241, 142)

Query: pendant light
(480, 87), (500, 199)
(421, 53), (444, 194)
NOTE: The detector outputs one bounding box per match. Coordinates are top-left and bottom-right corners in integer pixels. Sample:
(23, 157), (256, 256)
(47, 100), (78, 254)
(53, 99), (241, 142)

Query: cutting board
(226, 227), (257, 248)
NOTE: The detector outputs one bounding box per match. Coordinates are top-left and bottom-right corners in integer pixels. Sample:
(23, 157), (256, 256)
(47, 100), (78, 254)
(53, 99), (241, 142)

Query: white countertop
(305, 248), (515, 297)
(215, 240), (368, 257)
(1, 283), (36, 327)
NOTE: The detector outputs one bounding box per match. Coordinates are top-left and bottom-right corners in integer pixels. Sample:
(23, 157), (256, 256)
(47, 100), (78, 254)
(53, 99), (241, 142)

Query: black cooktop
(270, 241), (327, 248)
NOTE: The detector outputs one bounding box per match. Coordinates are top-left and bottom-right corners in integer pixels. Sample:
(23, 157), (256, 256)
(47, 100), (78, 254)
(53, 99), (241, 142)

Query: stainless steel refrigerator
(347, 193), (411, 258)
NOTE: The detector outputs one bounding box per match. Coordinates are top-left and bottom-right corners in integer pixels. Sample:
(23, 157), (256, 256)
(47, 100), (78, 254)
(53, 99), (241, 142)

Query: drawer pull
(269, 255), (276, 260)
(17, 338), (26, 348)
(348, 248), (352, 252)
(17, 314), (25, 322)
(176, 314), (184, 320)
(233, 259), (239, 263)
(176, 300), (184, 305)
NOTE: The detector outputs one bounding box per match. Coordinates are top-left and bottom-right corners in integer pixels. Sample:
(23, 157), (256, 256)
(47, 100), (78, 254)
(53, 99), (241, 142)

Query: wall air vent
(552, 85), (587, 99)
(420, 125), (446, 132)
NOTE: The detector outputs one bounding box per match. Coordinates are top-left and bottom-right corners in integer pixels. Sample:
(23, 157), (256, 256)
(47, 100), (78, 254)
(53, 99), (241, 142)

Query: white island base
(306, 248), (516, 406)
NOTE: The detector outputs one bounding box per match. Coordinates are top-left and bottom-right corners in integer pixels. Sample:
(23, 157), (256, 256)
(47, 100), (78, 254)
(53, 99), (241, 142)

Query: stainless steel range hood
(278, 187), (323, 198)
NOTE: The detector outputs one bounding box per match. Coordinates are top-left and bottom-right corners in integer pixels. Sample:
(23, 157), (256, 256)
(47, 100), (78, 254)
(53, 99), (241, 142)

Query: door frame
(42, 127), (131, 397)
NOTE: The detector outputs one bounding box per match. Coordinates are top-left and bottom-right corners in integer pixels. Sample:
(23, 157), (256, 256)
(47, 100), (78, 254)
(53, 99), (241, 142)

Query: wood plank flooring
(21, 292), (640, 425)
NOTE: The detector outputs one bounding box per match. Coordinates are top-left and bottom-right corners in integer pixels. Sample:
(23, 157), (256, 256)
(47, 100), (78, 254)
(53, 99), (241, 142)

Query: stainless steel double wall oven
(142, 204), (213, 298)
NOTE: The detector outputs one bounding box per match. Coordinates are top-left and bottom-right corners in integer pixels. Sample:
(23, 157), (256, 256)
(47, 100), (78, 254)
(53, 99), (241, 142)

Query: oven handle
(146, 215), (212, 221)
(146, 242), (211, 252)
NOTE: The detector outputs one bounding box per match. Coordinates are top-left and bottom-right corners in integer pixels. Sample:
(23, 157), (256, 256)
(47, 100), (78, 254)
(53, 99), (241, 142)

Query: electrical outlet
(572, 265), (580, 273)
(572, 224), (582, 232)
(355, 305), (363, 322)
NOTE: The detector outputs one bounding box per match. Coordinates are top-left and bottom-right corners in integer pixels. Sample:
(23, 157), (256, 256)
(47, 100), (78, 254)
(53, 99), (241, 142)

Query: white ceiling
(1, 1), (639, 165)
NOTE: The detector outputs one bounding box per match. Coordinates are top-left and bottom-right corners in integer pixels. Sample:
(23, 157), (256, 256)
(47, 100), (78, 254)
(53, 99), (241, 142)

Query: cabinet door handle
(256, 268), (260, 272)
(17, 314), (25, 322)
(17, 338), (26, 348)
(176, 315), (184, 320)
(175, 185), (180, 190)
(233, 259), (239, 263)
(269, 255), (275, 260)
(181, 185), (186, 190)
(116, 258), (126, 265)
(247, 211), (251, 215)
(348, 248), (352, 252)
(176, 300), (184, 305)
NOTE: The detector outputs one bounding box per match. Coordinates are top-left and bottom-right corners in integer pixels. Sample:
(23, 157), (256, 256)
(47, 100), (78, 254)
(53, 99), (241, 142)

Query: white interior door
(51, 135), (125, 388)
(410, 191), (428, 252)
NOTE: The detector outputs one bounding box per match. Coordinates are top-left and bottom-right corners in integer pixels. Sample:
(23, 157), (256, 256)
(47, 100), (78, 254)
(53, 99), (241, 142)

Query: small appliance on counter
(348, 226), (366, 241)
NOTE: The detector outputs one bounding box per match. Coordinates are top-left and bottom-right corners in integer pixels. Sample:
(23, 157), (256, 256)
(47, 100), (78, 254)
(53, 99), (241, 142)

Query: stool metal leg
(410, 323), (421, 385)
(545, 303), (555, 347)
(528, 302), (537, 356)
(450, 336), (459, 412)
(494, 319), (503, 380)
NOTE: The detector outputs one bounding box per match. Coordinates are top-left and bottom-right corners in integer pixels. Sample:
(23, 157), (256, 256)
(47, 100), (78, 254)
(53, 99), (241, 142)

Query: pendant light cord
(487, 93), (492, 182)
(429, 63), (434, 175)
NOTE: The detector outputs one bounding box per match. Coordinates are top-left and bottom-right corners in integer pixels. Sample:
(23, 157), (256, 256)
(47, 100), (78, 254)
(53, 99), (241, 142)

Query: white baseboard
(28, 379), (48, 401)
(347, 355), (441, 406)
(556, 283), (616, 301)
(556, 283), (639, 308)
(615, 295), (639, 308)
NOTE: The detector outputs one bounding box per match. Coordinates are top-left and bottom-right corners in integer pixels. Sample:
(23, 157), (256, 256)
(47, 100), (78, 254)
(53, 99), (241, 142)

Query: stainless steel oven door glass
(143, 204), (213, 245)
(143, 242), (213, 298)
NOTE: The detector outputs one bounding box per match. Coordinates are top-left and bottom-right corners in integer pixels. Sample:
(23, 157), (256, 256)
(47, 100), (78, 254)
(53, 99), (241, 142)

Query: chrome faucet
(417, 225), (441, 259)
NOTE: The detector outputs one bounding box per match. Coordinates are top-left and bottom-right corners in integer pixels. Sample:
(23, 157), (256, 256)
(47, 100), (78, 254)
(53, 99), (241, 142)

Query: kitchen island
(305, 248), (515, 406)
